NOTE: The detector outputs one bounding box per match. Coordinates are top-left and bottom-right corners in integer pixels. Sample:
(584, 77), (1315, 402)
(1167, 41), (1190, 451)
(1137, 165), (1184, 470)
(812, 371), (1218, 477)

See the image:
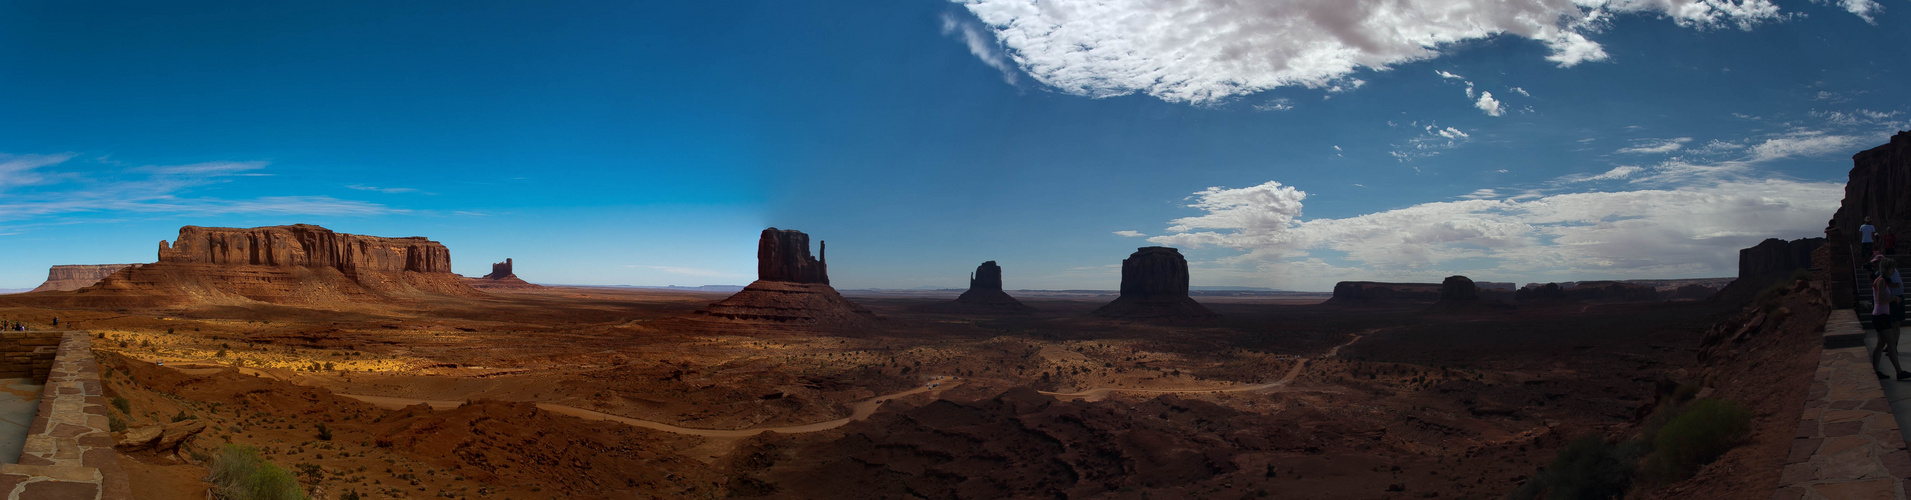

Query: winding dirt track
(1038, 331), (1366, 402)
(159, 330), (1365, 437)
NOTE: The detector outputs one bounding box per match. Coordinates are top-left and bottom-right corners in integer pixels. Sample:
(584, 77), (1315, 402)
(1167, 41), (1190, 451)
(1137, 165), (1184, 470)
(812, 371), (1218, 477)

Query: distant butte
(692, 228), (876, 328)
(1090, 247), (1217, 319)
(944, 261), (1035, 314)
(35, 224), (482, 306)
(29, 264), (140, 293)
(465, 258), (541, 290)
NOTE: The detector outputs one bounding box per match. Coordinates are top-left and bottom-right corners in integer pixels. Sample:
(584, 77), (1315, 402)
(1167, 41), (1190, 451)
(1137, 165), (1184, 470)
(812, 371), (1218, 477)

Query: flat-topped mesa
(949, 261), (1035, 313)
(1323, 281), (1444, 305)
(158, 224), (453, 276)
(29, 264), (140, 292)
(63, 224), (481, 305)
(1091, 247), (1217, 319)
(758, 228), (828, 284)
(1738, 237), (1824, 279)
(694, 228), (875, 328)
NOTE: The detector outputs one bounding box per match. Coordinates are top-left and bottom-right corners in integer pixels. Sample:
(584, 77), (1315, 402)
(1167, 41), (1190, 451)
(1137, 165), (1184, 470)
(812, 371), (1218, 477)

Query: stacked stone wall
(0, 331), (63, 380)
(0, 332), (130, 498)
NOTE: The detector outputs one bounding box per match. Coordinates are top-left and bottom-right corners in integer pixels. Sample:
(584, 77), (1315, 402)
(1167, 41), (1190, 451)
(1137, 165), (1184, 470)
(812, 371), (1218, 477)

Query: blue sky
(0, 0), (1905, 291)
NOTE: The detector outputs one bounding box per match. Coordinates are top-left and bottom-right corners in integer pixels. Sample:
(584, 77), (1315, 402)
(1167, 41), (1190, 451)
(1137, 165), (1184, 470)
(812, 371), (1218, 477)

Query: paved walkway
(1777, 309), (1911, 499)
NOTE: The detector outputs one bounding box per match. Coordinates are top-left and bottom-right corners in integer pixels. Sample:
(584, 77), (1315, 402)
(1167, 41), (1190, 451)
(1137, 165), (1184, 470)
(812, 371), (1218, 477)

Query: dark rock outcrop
(945, 261), (1035, 314)
(1562, 281), (1660, 302)
(1738, 238), (1824, 279)
(1439, 276), (1479, 302)
(59, 225), (481, 305)
(1091, 247), (1216, 319)
(1665, 284), (1719, 301)
(694, 228), (875, 328)
(29, 264), (139, 292)
(758, 228), (828, 284)
(1324, 281), (1444, 306)
(1515, 283), (1566, 302)
(466, 258), (540, 290)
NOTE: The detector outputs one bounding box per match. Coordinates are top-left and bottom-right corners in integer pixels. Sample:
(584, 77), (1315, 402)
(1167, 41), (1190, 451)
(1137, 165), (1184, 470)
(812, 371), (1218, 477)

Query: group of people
(3, 322), (26, 332)
(1865, 217), (1911, 380)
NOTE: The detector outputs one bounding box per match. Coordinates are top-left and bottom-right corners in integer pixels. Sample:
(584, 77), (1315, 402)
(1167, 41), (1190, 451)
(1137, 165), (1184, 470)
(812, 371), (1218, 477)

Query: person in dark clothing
(1874, 258), (1910, 380)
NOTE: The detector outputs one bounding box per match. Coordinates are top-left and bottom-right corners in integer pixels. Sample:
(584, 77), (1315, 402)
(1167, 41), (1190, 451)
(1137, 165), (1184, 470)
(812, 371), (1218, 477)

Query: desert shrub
(108, 416), (126, 433)
(111, 396), (131, 415)
(316, 423), (332, 441)
(173, 410), (195, 422)
(215, 349), (226, 358)
(1642, 398), (1752, 484)
(207, 444), (307, 500)
(1508, 434), (1643, 500)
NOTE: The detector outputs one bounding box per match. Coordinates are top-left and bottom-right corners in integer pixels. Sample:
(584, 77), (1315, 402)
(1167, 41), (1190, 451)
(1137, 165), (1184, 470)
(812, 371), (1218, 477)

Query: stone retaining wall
(0, 332), (129, 499)
(0, 331), (62, 380)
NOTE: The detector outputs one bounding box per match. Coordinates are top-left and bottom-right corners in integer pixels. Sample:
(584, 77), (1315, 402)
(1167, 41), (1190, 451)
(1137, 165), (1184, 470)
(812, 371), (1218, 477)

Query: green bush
(1508, 434), (1643, 500)
(207, 444), (307, 500)
(1643, 398), (1752, 484)
(108, 416), (126, 433)
(111, 396), (130, 415)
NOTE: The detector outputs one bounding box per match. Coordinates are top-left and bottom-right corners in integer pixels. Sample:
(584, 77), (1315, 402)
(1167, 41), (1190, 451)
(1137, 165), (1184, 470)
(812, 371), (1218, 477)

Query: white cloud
(952, 0), (1785, 104)
(1436, 70), (1467, 80)
(1475, 91), (1505, 116)
(940, 12), (1018, 85)
(1393, 124), (1472, 161)
(1144, 177), (1841, 290)
(347, 184), (423, 194)
(1813, 0), (1882, 23)
(0, 154), (404, 229)
(1113, 230), (1147, 237)
(1561, 165), (1644, 182)
(1509, 86), (1532, 97)
(1616, 137), (1693, 154)
(1254, 98), (1294, 111)
(1748, 130), (1866, 162)
(1460, 189), (1500, 199)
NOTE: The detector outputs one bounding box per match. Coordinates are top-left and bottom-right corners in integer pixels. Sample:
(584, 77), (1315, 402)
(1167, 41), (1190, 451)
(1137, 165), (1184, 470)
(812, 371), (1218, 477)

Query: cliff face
(758, 228), (828, 284)
(159, 224), (453, 275)
(1738, 237), (1824, 279)
(29, 264), (139, 292)
(970, 261), (1004, 292)
(1831, 131), (1911, 242)
(1091, 247), (1216, 319)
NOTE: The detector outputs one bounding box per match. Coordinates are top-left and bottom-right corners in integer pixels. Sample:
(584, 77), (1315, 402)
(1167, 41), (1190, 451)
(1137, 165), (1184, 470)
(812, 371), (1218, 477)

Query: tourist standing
(1874, 258), (1910, 380)
(1862, 217), (1878, 260)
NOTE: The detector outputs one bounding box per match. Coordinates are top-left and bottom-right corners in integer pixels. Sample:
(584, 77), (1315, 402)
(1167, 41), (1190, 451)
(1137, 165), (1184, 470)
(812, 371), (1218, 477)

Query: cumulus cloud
(1616, 137), (1693, 154)
(951, 0), (1786, 103)
(1145, 177), (1841, 289)
(1475, 91), (1505, 116)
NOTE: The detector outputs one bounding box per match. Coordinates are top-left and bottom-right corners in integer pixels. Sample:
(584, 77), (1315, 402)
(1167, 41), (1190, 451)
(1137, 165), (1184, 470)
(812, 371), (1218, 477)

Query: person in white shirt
(1862, 217), (1877, 259)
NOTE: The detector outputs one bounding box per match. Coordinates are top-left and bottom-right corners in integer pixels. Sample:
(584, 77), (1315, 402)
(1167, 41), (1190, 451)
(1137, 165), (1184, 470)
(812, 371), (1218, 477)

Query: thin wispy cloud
(347, 184), (424, 194)
(0, 154), (405, 226)
(939, 11), (1017, 85)
(1616, 137), (1693, 154)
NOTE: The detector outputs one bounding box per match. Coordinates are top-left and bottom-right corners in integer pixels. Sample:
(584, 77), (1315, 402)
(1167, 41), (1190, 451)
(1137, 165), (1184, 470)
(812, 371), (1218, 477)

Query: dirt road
(1039, 331), (1366, 402)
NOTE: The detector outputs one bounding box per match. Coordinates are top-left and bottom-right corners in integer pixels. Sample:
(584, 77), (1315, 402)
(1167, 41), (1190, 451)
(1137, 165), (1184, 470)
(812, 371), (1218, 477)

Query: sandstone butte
(693, 228), (876, 327)
(946, 261), (1035, 314)
(28, 264), (140, 292)
(1090, 246), (1217, 319)
(465, 258), (540, 290)
(69, 224), (481, 305)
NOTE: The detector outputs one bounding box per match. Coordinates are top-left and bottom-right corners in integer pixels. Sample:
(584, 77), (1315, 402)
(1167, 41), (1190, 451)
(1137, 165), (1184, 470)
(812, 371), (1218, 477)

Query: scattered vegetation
(1642, 399), (1753, 484)
(111, 396), (131, 415)
(207, 444), (307, 500)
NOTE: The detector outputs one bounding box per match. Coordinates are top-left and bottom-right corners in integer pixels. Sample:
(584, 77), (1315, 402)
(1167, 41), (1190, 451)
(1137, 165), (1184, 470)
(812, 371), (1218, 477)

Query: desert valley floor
(0, 284), (1776, 499)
